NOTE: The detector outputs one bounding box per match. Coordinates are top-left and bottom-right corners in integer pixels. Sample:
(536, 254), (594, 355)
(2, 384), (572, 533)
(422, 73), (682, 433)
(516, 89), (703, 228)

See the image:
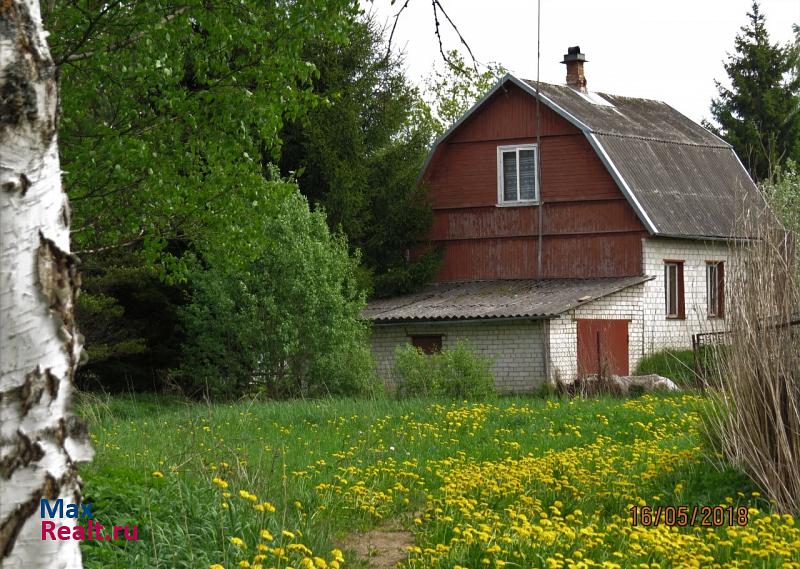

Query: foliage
(75, 250), (186, 392)
(47, 0), (358, 270)
(176, 180), (375, 399)
(393, 341), (495, 399)
(762, 159), (800, 235)
(707, 1), (800, 181)
(78, 394), (800, 568)
(278, 16), (439, 297)
(46, 1), (387, 394)
(424, 50), (507, 137)
(635, 349), (700, 388)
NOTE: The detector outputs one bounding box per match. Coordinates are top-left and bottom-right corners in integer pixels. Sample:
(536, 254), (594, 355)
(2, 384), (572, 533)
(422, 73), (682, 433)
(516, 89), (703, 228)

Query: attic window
(497, 144), (538, 205)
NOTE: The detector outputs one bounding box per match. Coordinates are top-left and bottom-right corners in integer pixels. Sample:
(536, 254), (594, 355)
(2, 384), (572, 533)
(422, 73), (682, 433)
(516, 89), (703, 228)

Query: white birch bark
(1, 1), (92, 567)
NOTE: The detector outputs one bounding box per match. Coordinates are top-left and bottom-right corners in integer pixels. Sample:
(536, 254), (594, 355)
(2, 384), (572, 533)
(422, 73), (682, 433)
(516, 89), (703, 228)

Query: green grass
(76, 393), (800, 568)
(635, 349), (700, 387)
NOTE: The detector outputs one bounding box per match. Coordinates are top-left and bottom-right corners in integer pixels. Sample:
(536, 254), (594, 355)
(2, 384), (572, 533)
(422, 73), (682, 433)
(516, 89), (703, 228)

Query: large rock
(559, 373), (680, 397)
(615, 374), (680, 394)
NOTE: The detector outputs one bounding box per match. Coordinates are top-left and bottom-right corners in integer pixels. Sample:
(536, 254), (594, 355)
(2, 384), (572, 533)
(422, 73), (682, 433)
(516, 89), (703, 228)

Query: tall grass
(703, 211), (800, 513)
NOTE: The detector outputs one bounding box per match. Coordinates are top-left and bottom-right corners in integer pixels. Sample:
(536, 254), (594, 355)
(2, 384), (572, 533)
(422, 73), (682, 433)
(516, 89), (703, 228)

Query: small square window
(410, 335), (442, 355)
(497, 145), (538, 204)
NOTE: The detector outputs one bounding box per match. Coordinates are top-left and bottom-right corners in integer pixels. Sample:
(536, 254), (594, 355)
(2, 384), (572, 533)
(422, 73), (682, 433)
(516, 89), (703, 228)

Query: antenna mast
(535, 0), (543, 277)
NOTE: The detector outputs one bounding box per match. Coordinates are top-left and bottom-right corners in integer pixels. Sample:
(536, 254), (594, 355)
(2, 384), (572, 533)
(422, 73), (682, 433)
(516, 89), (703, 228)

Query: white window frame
(496, 144), (539, 206)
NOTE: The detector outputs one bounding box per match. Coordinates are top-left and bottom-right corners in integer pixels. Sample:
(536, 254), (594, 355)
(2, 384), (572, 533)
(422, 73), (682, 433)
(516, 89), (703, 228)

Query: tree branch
(432, 0), (477, 73)
(57, 6), (190, 65)
(386, 0), (411, 58)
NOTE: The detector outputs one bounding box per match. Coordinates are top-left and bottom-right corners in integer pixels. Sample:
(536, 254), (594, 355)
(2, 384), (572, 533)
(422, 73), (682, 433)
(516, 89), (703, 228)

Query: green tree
(708, 2), (800, 181)
(424, 50), (506, 137)
(45, 1), (361, 391)
(763, 160), (800, 235)
(177, 177), (375, 399)
(47, 1), (358, 267)
(279, 16), (440, 297)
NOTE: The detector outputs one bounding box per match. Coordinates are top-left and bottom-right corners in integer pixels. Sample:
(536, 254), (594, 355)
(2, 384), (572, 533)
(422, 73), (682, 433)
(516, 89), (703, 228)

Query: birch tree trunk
(1, 1), (92, 567)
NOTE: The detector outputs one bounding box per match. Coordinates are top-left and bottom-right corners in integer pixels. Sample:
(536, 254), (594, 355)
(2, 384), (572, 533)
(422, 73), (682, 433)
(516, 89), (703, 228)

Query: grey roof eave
(369, 314), (554, 326)
(365, 275), (654, 324)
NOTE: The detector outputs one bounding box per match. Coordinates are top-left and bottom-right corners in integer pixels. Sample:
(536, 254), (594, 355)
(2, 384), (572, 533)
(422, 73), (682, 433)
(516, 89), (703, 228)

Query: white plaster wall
(548, 283), (646, 382)
(641, 238), (732, 352)
(370, 320), (546, 393)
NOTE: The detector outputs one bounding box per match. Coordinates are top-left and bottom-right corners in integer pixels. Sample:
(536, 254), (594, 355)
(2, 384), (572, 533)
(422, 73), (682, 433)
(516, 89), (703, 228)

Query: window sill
(496, 201), (540, 208)
(665, 316), (685, 321)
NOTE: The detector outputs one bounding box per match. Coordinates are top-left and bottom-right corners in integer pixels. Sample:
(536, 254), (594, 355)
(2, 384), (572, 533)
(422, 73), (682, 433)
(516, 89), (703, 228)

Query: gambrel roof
(424, 74), (764, 240)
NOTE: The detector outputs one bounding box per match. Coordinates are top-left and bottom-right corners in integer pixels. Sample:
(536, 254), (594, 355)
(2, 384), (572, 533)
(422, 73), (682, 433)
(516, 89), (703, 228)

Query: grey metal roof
(364, 276), (652, 323)
(423, 74), (764, 239)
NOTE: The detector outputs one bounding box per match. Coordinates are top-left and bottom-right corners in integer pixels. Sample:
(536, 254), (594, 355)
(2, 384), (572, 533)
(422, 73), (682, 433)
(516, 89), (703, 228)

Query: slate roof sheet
(364, 276), (652, 323)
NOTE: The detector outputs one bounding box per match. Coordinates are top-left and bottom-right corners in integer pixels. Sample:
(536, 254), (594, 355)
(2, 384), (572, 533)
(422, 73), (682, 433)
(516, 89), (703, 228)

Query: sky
(363, 0), (799, 125)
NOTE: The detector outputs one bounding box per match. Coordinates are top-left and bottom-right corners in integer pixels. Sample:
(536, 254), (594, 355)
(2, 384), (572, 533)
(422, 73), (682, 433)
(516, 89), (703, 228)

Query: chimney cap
(561, 46), (587, 63)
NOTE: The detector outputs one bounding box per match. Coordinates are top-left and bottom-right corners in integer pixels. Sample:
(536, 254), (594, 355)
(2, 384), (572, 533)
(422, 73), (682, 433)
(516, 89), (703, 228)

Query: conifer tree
(709, 2), (800, 181)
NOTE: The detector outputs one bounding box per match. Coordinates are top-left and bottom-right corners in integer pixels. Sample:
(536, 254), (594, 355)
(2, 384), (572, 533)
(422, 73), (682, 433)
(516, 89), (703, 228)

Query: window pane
(665, 265), (670, 314)
(666, 264), (678, 316)
(502, 151), (517, 201)
(519, 149), (537, 200)
(707, 264), (718, 316)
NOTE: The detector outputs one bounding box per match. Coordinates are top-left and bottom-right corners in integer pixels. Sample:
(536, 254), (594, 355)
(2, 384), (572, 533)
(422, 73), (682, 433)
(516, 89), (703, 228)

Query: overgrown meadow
(78, 395), (800, 569)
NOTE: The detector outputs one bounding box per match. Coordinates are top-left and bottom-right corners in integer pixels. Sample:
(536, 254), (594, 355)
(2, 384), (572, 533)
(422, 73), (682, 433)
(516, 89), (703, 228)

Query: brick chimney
(561, 46), (587, 93)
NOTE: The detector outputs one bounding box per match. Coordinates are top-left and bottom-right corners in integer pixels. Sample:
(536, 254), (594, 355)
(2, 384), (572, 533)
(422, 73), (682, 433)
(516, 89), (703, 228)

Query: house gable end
(420, 76), (648, 282)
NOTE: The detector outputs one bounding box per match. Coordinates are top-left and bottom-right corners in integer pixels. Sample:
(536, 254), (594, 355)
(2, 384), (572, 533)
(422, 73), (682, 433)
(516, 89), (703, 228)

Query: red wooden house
(364, 47), (761, 392)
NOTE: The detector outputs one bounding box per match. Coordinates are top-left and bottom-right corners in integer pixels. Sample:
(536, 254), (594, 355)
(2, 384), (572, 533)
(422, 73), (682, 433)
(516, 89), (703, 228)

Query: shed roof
(364, 276), (652, 323)
(424, 75), (764, 239)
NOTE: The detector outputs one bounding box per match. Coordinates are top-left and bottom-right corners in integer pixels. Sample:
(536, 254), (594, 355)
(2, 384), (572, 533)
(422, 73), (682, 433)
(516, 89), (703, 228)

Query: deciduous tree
(0, 1), (92, 566)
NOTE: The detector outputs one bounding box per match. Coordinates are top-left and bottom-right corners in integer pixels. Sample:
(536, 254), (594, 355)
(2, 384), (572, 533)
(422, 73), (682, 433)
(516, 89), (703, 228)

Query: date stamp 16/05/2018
(630, 505), (750, 528)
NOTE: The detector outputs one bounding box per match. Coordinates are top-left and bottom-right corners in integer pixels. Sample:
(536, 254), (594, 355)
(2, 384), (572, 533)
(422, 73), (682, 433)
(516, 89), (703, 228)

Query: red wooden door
(576, 319), (629, 377)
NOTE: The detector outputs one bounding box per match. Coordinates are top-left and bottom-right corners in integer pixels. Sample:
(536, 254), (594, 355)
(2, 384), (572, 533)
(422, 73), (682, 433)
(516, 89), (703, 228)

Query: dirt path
(344, 529), (415, 569)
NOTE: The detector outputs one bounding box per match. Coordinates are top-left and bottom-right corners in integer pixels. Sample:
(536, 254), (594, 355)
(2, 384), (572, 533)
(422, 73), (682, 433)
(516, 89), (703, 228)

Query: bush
(393, 341), (495, 399)
(177, 182), (376, 399)
(703, 211), (800, 514)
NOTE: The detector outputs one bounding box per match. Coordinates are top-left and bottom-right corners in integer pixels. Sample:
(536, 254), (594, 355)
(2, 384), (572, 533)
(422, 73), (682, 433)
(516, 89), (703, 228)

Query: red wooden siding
(437, 233), (643, 281)
(422, 82), (647, 282)
(576, 319), (630, 376)
(446, 85), (578, 143)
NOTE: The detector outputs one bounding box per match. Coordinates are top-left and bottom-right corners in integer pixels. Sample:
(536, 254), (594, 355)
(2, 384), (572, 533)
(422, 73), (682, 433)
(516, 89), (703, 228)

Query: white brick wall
(370, 320), (546, 393)
(548, 283), (646, 381)
(641, 238), (731, 352)
(369, 238), (736, 391)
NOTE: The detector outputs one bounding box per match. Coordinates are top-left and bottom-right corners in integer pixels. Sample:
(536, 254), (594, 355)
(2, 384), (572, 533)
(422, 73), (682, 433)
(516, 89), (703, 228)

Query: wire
(536, 0), (543, 278)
